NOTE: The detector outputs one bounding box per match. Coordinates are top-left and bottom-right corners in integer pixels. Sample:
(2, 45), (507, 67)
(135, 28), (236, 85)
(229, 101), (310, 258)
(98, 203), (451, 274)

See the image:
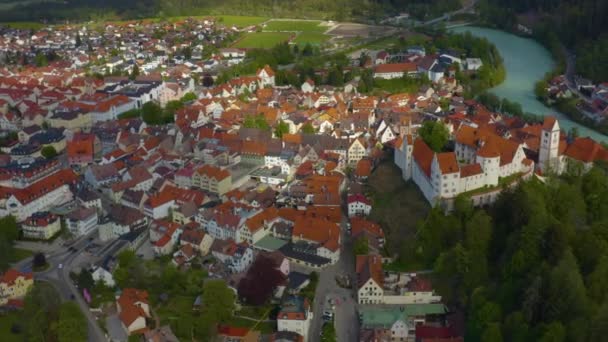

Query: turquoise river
(450, 26), (608, 142)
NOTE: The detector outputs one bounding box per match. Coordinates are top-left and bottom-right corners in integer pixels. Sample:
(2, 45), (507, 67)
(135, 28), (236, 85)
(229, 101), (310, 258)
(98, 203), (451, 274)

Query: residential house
(211, 239), (254, 273)
(277, 295), (313, 342)
(0, 169), (77, 222)
(348, 138), (367, 165)
(357, 254), (384, 304)
(192, 165), (232, 195)
(347, 193), (372, 217)
(180, 227), (214, 256)
(0, 269), (34, 305)
(21, 211), (61, 240)
(91, 265), (116, 287)
(117, 288), (150, 336)
(217, 325), (261, 342)
(150, 220), (183, 256)
(66, 206), (98, 237)
(373, 63), (418, 79)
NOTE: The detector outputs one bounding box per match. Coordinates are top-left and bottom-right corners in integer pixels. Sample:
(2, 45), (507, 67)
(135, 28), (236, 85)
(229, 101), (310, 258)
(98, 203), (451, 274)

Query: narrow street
(15, 231), (108, 342)
(308, 178), (358, 342)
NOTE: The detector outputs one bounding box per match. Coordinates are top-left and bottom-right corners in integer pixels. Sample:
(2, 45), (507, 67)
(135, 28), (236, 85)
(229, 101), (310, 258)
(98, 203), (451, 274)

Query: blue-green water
(450, 26), (608, 142)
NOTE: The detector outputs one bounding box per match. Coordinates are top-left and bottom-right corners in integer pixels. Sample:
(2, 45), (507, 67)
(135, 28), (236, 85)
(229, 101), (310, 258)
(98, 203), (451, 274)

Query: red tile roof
(564, 137), (608, 163)
(356, 255), (383, 288)
(412, 138), (433, 177)
(6, 169), (77, 205)
(0, 269), (33, 286)
(374, 62), (417, 74)
(436, 153), (459, 174)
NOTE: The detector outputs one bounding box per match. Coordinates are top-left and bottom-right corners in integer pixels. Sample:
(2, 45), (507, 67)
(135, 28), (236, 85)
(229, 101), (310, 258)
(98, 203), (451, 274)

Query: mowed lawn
(294, 32), (330, 45)
(233, 32), (292, 49)
(217, 15), (268, 27)
(0, 21), (45, 30)
(0, 312), (23, 342)
(263, 20), (326, 33)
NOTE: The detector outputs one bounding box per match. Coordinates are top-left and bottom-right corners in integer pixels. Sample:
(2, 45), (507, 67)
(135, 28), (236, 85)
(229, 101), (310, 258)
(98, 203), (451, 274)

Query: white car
(58, 263), (63, 269)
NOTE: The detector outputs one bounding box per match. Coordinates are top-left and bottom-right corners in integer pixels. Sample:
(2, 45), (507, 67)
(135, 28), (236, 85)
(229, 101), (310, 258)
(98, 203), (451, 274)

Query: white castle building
(395, 116), (608, 208)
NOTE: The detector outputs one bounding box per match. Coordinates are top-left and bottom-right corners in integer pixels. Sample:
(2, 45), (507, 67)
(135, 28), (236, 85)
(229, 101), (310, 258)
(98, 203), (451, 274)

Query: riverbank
(463, 18), (608, 139)
(449, 25), (608, 142)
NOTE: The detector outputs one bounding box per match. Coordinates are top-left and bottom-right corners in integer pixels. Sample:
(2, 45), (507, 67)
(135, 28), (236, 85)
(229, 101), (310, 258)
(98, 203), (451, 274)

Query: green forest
(0, 0), (459, 23)
(409, 166), (608, 341)
(480, 0), (608, 83)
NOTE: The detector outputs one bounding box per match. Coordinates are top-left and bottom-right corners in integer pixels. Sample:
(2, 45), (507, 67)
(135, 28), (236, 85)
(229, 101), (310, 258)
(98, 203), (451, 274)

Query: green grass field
(294, 32), (330, 45)
(0, 21), (45, 30)
(10, 248), (33, 263)
(217, 15), (268, 27)
(233, 32), (292, 48)
(263, 20), (326, 33)
(0, 312), (22, 342)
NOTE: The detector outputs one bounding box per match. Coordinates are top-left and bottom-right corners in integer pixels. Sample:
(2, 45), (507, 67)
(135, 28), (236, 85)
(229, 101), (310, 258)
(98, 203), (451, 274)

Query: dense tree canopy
(408, 166), (608, 342)
(480, 0), (608, 83)
(55, 302), (87, 342)
(0, 216), (20, 271)
(41, 145), (58, 159)
(238, 254), (286, 305)
(418, 120), (449, 152)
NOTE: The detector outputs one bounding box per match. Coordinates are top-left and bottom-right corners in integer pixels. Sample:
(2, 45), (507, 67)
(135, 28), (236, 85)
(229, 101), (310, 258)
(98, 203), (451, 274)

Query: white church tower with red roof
(538, 116), (561, 173)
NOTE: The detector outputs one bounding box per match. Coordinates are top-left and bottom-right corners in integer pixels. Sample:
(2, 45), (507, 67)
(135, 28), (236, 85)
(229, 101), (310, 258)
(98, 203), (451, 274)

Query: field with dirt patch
(232, 32), (293, 48)
(263, 20), (326, 33)
(327, 23), (392, 38)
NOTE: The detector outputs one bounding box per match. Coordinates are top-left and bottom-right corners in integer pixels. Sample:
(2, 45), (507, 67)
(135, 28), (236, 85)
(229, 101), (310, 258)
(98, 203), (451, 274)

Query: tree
(34, 52), (48, 67)
(418, 120), (449, 152)
(539, 322), (566, 342)
(141, 101), (164, 125)
(238, 254), (286, 305)
(321, 322), (337, 341)
(481, 323), (503, 342)
(75, 32), (82, 47)
(302, 43), (314, 57)
(301, 122), (315, 134)
(353, 237), (369, 255)
(202, 74), (214, 87)
(130, 64), (140, 80)
(544, 250), (589, 322)
(55, 302), (87, 342)
(274, 120), (290, 138)
(41, 145), (58, 159)
(24, 283), (61, 341)
(199, 280), (235, 339)
(33, 252), (46, 269)
(181, 92), (197, 102)
(77, 269), (94, 290)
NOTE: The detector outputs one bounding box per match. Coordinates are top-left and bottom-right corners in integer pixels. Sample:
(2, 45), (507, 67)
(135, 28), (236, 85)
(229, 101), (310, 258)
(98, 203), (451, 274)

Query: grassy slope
(366, 156), (430, 271)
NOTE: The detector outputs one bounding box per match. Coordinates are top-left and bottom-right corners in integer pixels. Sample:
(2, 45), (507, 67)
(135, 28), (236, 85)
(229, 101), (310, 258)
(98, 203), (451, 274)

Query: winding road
(13, 232), (108, 342)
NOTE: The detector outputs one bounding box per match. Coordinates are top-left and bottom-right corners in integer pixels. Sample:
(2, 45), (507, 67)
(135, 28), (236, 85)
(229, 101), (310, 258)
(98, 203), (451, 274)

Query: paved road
(421, 0), (478, 26)
(14, 231), (109, 342)
(308, 180), (358, 342)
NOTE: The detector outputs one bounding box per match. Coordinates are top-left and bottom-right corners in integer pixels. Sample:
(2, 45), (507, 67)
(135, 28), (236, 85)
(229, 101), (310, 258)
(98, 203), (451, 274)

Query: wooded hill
(0, 0), (459, 23)
(480, 0), (608, 82)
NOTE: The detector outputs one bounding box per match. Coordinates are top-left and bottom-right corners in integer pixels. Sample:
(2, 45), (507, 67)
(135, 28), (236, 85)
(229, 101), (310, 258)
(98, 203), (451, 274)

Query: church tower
(538, 116), (560, 173)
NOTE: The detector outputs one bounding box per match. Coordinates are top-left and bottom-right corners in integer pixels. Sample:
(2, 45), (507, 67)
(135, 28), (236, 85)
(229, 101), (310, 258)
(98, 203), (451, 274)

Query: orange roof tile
(356, 255), (383, 288)
(412, 138), (434, 177)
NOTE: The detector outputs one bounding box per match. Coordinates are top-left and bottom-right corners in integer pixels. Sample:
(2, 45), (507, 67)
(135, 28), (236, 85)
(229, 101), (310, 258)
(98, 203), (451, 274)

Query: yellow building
(192, 165), (232, 195)
(0, 269), (34, 305)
